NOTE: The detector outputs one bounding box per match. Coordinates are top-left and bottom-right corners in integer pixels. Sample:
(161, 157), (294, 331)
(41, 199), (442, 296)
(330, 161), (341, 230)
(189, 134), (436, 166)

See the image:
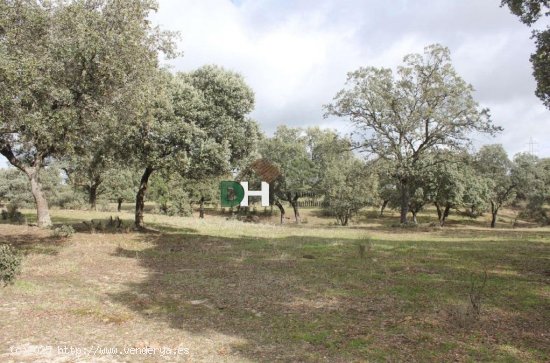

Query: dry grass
(0, 207), (549, 362)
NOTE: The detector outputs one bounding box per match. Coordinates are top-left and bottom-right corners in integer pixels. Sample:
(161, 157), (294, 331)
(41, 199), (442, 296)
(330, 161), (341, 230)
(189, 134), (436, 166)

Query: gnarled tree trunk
(28, 169), (52, 228)
(290, 200), (300, 223)
(1, 147), (52, 228)
(135, 166), (154, 228)
(274, 200), (285, 224)
(287, 192), (300, 223)
(411, 210), (418, 224)
(490, 201), (498, 228)
(440, 204), (451, 226)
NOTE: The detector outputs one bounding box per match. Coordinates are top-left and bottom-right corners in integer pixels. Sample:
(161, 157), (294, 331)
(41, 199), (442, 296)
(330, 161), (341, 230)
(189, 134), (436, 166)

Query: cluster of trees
(255, 126), (549, 227)
(1, 2), (548, 229)
(376, 146), (550, 227)
(0, 0), (258, 228)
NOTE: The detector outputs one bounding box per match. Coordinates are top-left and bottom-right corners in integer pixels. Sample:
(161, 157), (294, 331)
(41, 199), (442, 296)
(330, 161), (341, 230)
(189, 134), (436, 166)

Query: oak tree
(325, 44), (500, 224)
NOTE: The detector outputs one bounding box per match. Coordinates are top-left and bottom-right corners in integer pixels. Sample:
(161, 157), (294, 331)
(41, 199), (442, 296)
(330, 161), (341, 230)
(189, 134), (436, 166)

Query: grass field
(0, 207), (549, 362)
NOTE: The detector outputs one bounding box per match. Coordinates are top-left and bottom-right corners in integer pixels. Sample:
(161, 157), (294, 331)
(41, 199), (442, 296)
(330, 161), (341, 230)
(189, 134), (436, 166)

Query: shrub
(164, 192), (192, 217)
(1, 203), (25, 224)
(51, 189), (86, 210)
(519, 200), (550, 225)
(0, 244), (22, 286)
(52, 224), (75, 238)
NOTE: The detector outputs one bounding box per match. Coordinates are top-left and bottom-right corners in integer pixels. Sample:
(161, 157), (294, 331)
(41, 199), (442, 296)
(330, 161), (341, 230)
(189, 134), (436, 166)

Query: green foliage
(261, 126), (317, 196)
(0, 0), (176, 226)
(0, 166), (82, 209)
(325, 44), (499, 223)
(475, 145), (516, 227)
(100, 168), (141, 205)
(52, 225), (75, 238)
(0, 169), (33, 207)
(501, 0), (550, 108)
(1, 203), (25, 224)
(531, 29), (550, 109)
(320, 152), (378, 226)
(130, 65), (260, 226)
(513, 154), (550, 224)
(0, 244), (22, 286)
(149, 173), (193, 217)
(501, 0), (549, 26)
(260, 126), (348, 222)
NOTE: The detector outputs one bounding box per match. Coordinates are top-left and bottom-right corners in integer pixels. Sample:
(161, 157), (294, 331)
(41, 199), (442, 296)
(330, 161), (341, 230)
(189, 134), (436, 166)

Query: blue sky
(1, 0), (548, 168)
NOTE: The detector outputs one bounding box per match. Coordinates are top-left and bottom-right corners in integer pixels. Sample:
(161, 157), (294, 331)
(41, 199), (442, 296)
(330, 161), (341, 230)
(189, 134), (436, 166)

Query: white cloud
(1, 0), (548, 168)
(150, 0), (549, 158)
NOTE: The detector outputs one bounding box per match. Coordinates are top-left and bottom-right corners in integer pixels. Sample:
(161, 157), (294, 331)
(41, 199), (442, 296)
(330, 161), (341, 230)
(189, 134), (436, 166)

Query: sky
(0, 0), (548, 168)
(150, 0), (549, 157)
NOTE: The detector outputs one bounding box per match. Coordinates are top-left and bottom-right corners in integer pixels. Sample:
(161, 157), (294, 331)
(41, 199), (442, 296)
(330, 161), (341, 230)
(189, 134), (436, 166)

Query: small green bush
(0, 244), (22, 286)
(1, 203), (25, 224)
(52, 224), (75, 238)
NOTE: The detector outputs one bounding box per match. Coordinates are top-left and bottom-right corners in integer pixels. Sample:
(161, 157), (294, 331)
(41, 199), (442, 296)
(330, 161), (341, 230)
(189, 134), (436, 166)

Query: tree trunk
(89, 183), (98, 211)
(0, 147), (52, 228)
(411, 210), (418, 224)
(28, 169), (52, 228)
(399, 182), (410, 224)
(435, 202), (443, 222)
(274, 200), (285, 224)
(490, 201), (498, 228)
(440, 204), (451, 226)
(117, 197), (123, 212)
(290, 196), (300, 223)
(491, 212), (498, 228)
(135, 166), (154, 228)
(199, 197), (205, 219)
(341, 213), (349, 226)
(380, 200), (389, 217)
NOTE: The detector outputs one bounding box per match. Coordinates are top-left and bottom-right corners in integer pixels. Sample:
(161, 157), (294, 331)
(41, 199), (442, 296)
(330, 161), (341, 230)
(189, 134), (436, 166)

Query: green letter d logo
(220, 181), (245, 207)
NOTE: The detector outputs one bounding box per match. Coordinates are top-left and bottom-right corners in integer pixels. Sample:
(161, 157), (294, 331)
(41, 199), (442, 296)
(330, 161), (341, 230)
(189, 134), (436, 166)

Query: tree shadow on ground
(0, 225), (64, 256)
(107, 227), (550, 362)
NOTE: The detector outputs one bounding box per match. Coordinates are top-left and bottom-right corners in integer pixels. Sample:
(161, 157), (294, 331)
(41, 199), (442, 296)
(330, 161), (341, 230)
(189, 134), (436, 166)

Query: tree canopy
(325, 44), (500, 223)
(0, 0), (175, 226)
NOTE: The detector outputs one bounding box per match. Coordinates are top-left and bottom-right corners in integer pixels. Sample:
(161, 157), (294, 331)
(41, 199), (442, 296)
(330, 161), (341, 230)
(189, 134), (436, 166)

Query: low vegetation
(0, 208), (548, 362)
(0, 243), (21, 286)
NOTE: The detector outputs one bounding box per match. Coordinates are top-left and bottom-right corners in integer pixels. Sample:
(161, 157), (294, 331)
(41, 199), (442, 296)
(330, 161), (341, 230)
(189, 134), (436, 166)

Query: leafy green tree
(325, 44), (500, 224)
(460, 163), (492, 219)
(260, 127), (348, 223)
(184, 176), (222, 219)
(0, 0), (174, 226)
(101, 168), (141, 212)
(501, 0), (549, 24)
(0, 169), (34, 207)
(512, 153), (550, 224)
(531, 29), (550, 108)
(475, 145), (516, 228)
(148, 172), (192, 217)
(260, 126), (316, 223)
(320, 152), (378, 226)
(0, 165), (65, 209)
(128, 66), (259, 228)
(501, 0), (550, 108)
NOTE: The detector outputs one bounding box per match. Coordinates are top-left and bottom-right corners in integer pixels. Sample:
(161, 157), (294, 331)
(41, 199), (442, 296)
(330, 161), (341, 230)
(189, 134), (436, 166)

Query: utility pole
(527, 137), (538, 156)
